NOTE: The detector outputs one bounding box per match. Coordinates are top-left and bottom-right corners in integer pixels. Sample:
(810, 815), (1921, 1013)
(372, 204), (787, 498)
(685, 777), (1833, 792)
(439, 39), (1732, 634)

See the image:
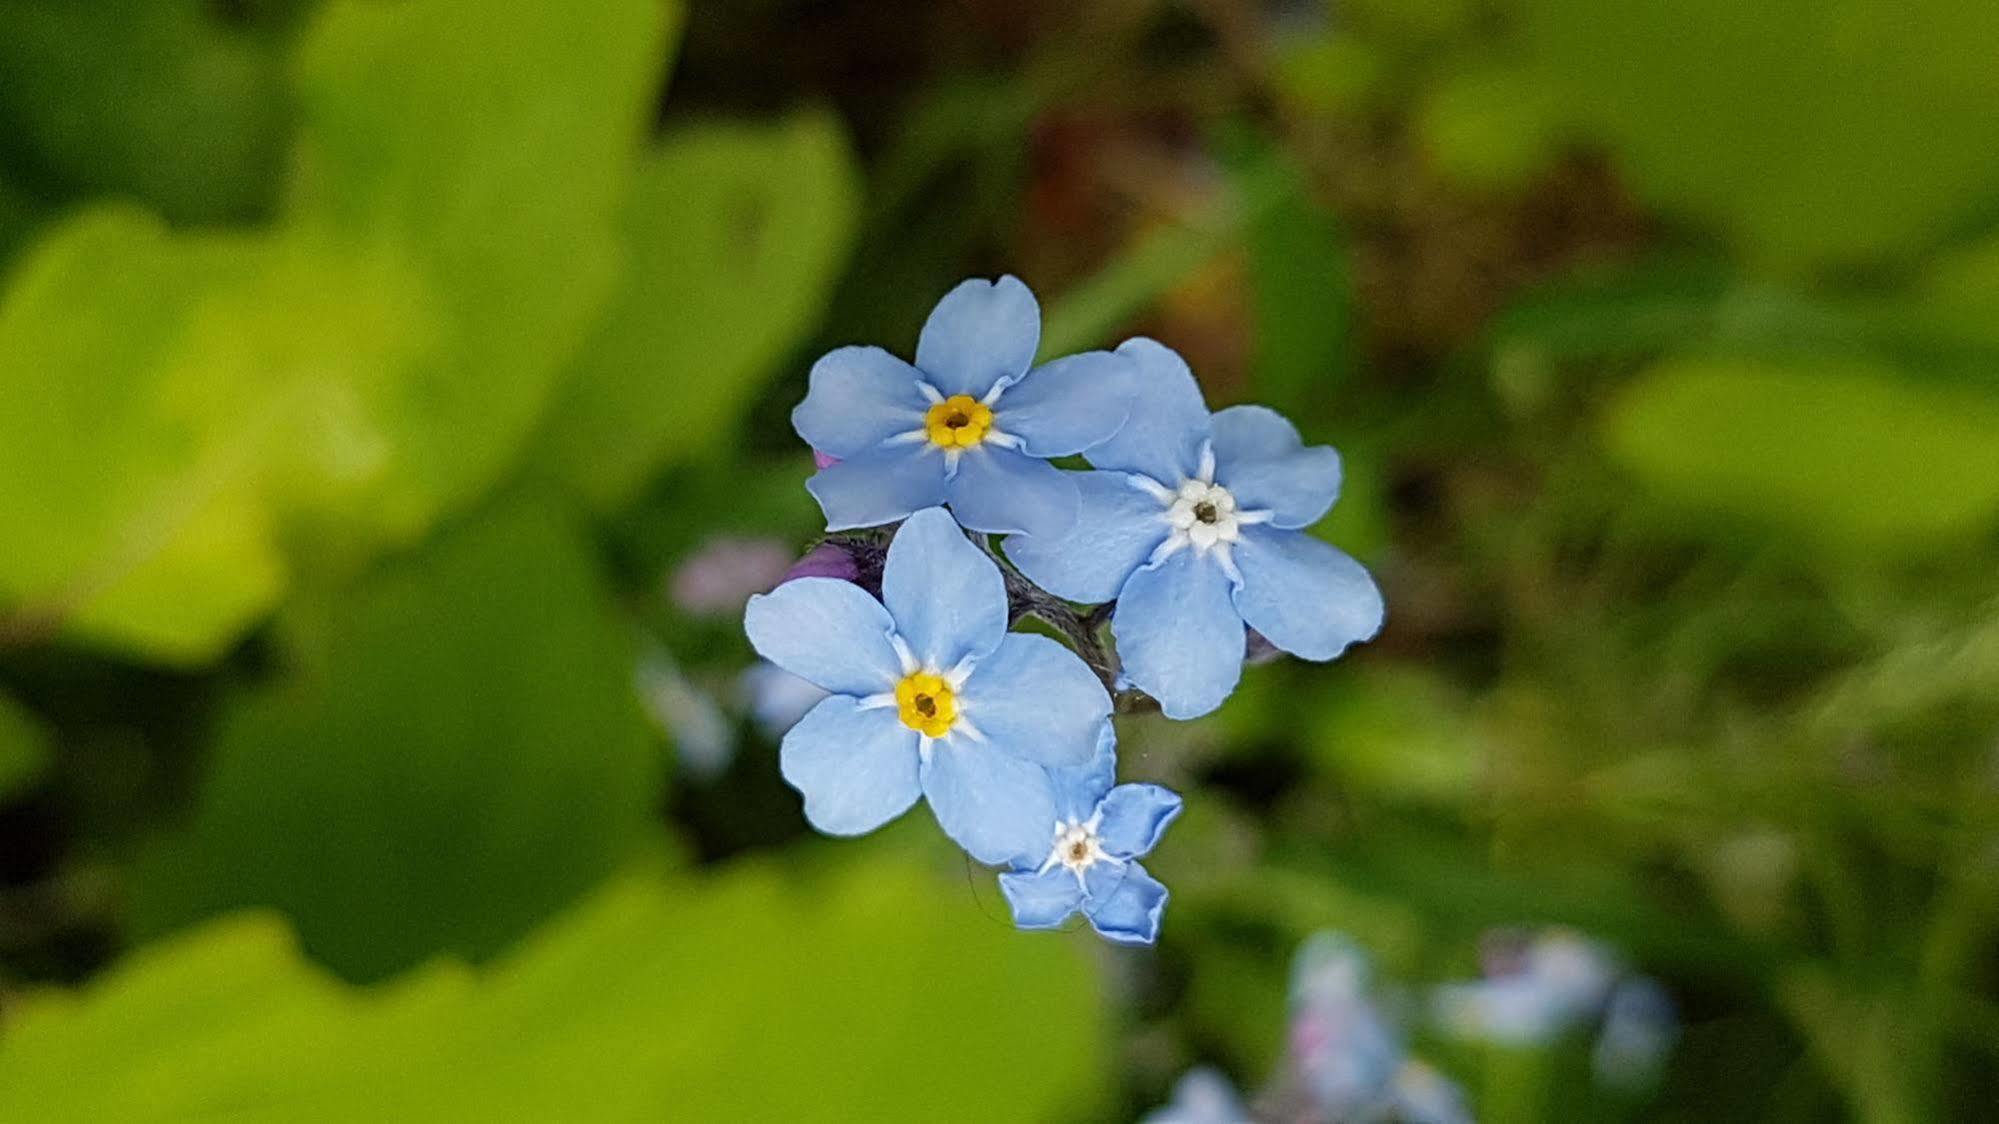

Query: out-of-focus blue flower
(794, 276), (1134, 537)
(996, 725), (1181, 945)
(739, 661), (831, 740)
(744, 507), (1110, 865)
(1592, 977), (1678, 1089)
(1139, 1067), (1250, 1124)
(1286, 932), (1406, 1118)
(1391, 1061), (1474, 1124)
(1432, 928), (1622, 1045)
(1004, 338), (1383, 718)
(636, 647), (736, 779)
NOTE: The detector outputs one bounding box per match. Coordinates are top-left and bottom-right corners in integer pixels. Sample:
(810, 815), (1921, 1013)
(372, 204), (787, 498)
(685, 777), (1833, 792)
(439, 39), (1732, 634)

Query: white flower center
(1040, 814), (1117, 888)
(1167, 480), (1241, 549)
(1126, 440), (1274, 580)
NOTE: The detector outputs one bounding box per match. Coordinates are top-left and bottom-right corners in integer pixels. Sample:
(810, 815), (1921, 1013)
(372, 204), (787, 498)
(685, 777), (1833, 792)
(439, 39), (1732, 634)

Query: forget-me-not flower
(1139, 1068), (1250, 1124)
(1431, 928), (1620, 1045)
(744, 507), (1110, 865)
(794, 276), (1134, 537)
(1004, 338), (1385, 718)
(996, 725), (1181, 944)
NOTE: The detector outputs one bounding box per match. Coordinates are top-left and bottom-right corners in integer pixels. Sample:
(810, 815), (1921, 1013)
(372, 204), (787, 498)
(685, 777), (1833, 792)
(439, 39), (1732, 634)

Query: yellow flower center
(894, 671), (959, 738)
(924, 395), (994, 449)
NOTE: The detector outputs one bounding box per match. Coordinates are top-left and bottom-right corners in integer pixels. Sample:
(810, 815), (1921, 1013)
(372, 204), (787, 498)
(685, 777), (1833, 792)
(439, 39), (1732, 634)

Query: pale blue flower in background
(1390, 1060), (1474, 1124)
(793, 276), (1134, 536)
(1004, 338), (1383, 718)
(636, 646), (735, 779)
(1286, 932), (1407, 1118)
(1432, 928), (1620, 1045)
(744, 507), (1109, 865)
(997, 725), (1181, 945)
(738, 662), (830, 741)
(1592, 977), (1678, 1089)
(1139, 1067), (1250, 1124)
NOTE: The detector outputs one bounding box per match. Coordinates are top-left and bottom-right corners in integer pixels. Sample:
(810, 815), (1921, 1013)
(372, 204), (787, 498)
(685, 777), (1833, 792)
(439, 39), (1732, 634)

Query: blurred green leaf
(1519, 0), (1999, 267)
(1416, 65), (1565, 190)
(0, 0), (290, 225)
(0, 690), (51, 801)
(130, 495), (662, 982)
(0, 0), (676, 663)
(1602, 357), (1999, 552)
(8, 852), (1104, 1122)
(535, 110), (861, 510)
(1234, 143), (1354, 417)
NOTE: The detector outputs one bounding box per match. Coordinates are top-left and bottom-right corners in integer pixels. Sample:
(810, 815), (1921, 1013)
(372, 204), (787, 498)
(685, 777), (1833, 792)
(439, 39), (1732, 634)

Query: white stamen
(917, 381), (945, 405)
(885, 428), (930, 447)
(889, 633), (920, 676)
(857, 692), (899, 711)
(1127, 474), (1177, 503)
(1196, 440), (1217, 484)
(982, 430), (1023, 451)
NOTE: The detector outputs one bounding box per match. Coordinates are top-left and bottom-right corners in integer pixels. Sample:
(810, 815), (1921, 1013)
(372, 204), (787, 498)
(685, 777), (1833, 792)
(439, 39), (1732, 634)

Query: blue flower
(1004, 338), (1384, 718)
(744, 507), (1110, 865)
(996, 725), (1181, 944)
(1139, 1068), (1249, 1124)
(793, 276), (1134, 537)
(1431, 928), (1621, 1045)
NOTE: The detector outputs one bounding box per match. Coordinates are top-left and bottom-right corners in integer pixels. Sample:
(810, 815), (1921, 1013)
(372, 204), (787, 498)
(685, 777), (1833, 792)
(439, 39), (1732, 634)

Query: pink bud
(782, 542), (861, 585)
(812, 450), (840, 470)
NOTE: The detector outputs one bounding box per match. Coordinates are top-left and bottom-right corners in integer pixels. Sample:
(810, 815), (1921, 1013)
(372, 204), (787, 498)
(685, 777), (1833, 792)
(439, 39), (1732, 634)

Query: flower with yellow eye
(792, 276), (1136, 537)
(744, 508), (1111, 866)
(997, 725), (1181, 945)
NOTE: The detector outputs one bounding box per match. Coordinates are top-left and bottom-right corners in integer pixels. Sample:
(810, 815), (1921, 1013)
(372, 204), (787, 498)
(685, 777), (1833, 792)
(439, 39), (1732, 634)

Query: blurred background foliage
(0, 0), (1994, 1120)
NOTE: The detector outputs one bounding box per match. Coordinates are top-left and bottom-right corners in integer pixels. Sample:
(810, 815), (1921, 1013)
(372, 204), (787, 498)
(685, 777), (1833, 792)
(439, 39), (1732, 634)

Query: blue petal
(805, 445), (947, 531)
(956, 633), (1111, 768)
(779, 696), (922, 837)
(1044, 722), (1118, 823)
(1231, 527), (1384, 661)
(1084, 338), (1210, 483)
(1002, 471), (1167, 603)
(997, 866), (1083, 930)
(993, 350), (1134, 457)
(881, 506), (1006, 671)
(1080, 858), (1129, 902)
(1096, 783), (1182, 860)
(1085, 861), (1168, 945)
(921, 739), (1060, 866)
(946, 447), (1080, 537)
(1112, 548), (1244, 719)
(791, 346), (927, 457)
(744, 578), (901, 697)
(1210, 405), (1343, 528)
(914, 275), (1040, 398)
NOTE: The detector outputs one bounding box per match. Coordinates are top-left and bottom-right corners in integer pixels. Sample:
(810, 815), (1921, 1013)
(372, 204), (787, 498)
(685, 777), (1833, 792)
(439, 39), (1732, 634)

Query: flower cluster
(1143, 928), (1678, 1121)
(746, 277), (1383, 942)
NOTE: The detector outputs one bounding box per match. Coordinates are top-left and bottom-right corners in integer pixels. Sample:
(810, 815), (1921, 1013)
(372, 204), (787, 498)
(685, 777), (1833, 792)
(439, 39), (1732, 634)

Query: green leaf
(130, 495), (663, 982)
(5, 852), (1105, 1122)
(1519, 0), (1999, 267)
(0, 690), (52, 801)
(1232, 142), (1354, 418)
(1416, 65), (1565, 190)
(0, 0), (290, 224)
(1601, 357), (1999, 551)
(535, 110), (861, 510)
(0, 0), (677, 663)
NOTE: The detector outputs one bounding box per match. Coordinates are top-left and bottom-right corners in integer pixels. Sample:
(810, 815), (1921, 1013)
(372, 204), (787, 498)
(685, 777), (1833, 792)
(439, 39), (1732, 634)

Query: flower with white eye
(1005, 338), (1384, 719)
(791, 276), (1135, 538)
(744, 508), (1111, 866)
(997, 725), (1182, 945)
